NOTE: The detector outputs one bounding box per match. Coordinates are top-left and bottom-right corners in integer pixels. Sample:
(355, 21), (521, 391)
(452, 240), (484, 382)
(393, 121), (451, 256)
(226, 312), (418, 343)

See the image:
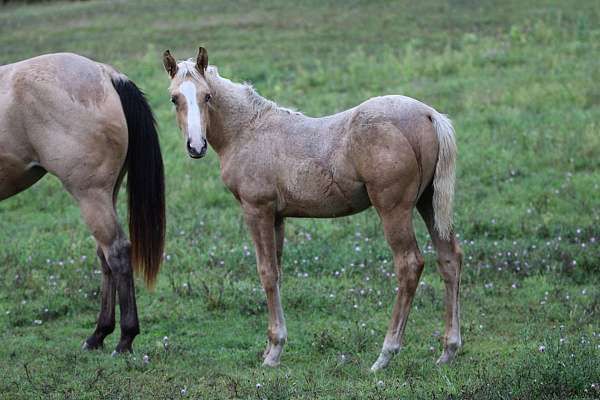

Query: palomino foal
(163, 48), (463, 370)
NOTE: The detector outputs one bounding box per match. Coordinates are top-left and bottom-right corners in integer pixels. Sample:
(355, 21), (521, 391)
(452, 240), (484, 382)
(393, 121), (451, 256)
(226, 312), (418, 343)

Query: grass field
(1, 0), (600, 398)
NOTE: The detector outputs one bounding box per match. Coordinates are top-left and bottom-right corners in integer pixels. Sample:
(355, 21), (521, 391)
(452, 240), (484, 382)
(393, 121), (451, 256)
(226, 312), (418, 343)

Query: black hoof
(82, 336), (104, 351)
(113, 341), (134, 355)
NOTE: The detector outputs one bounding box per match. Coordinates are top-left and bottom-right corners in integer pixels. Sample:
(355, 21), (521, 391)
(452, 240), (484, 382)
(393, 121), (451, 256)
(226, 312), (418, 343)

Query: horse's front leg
(243, 203), (287, 367)
(275, 216), (285, 288)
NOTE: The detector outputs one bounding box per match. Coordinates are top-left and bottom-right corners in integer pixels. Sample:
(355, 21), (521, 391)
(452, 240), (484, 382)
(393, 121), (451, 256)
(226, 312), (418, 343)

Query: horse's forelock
(174, 61), (203, 81)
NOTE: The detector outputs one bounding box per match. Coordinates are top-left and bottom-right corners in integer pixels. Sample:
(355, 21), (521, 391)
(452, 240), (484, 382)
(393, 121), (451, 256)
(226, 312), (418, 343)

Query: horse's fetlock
(97, 321), (116, 335)
(445, 335), (462, 351)
(268, 328), (287, 345)
(382, 343), (400, 356)
(121, 323), (140, 339)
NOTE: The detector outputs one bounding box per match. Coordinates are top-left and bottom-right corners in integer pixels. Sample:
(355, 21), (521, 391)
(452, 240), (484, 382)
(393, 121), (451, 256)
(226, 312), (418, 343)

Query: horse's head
(163, 47), (211, 159)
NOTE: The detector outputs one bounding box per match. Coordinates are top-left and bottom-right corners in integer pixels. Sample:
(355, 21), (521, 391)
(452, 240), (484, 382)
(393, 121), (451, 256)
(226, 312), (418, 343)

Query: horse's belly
(279, 176), (370, 218)
(281, 200), (370, 218)
(0, 154), (46, 201)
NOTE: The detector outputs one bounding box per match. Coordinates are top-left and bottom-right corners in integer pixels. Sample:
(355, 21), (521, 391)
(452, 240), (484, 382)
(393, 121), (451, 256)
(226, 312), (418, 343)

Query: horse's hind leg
(370, 203), (424, 371)
(417, 185), (463, 364)
(84, 170), (128, 349)
(82, 247), (116, 349)
(77, 190), (139, 353)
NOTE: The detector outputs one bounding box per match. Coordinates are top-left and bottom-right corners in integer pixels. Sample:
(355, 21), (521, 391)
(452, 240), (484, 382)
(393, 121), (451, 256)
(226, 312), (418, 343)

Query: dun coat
(0, 53), (165, 353)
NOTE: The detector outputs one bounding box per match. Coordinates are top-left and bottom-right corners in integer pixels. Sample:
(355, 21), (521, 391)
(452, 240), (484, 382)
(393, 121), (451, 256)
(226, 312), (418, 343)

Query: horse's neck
(206, 73), (270, 155)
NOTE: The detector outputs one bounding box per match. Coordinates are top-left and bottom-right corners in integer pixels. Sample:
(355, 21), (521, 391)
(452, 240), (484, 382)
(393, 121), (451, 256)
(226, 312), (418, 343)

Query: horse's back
(351, 95), (436, 127)
(7, 53), (117, 112)
(0, 53), (128, 196)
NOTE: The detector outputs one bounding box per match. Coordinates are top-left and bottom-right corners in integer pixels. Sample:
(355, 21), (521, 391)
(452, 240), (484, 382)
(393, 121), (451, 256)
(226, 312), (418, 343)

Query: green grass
(1, 0), (600, 398)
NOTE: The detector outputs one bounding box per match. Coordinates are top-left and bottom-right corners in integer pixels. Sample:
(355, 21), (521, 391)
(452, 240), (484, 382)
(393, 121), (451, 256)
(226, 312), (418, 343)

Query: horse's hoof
(111, 347), (133, 356)
(370, 347), (397, 372)
(370, 356), (390, 372)
(436, 349), (459, 365)
(262, 342), (283, 367)
(262, 358), (280, 368)
(82, 338), (103, 351)
(436, 342), (460, 365)
(436, 352), (454, 365)
(112, 347), (133, 356)
(114, 340), (134, 355)
(262, 342), (273, 359)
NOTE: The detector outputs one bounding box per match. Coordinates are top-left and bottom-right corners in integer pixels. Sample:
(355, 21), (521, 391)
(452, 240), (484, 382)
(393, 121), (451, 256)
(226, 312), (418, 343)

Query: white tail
(430, 112), (457, 241)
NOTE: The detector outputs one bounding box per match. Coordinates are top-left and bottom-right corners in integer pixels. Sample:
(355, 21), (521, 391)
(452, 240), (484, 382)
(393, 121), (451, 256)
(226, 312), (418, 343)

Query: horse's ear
(163, 50), (178, 78)
(196, 47), (208, 75)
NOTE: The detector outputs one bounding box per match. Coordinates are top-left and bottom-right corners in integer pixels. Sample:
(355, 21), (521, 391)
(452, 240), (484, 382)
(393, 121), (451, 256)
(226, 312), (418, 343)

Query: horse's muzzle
(187, 139), (207, 159)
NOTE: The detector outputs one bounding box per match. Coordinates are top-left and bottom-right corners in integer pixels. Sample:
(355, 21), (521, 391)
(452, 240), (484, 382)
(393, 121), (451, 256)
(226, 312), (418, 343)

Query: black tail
(112, 78), (165, 288)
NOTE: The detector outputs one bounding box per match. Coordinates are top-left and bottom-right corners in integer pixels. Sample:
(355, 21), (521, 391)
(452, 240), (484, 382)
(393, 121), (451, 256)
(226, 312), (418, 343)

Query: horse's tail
(429, 111), (457, 241)
(111, 77), (165, 288)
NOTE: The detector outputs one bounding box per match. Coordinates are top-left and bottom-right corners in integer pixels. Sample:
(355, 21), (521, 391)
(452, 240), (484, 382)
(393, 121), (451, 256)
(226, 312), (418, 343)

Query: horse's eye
(205, 93), (212, 103)
(170, 96), (178, 104)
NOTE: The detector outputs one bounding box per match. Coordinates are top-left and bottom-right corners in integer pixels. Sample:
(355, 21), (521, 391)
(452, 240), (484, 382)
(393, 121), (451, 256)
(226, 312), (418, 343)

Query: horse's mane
(173, 61), (301, 122)
(204, 64), (300, 118)
(241, 81), (300, 120)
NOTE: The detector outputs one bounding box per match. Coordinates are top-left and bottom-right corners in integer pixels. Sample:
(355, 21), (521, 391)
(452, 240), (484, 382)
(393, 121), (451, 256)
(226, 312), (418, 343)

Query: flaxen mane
(176, 60), (300, 122)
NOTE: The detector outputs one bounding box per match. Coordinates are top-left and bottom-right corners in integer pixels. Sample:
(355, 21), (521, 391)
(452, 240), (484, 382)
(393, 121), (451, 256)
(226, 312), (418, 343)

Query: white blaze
(179, 81), (204, 151)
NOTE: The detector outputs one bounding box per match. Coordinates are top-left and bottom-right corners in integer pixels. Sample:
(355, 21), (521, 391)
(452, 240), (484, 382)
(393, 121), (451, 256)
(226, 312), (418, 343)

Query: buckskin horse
(0, 53), (165, 354)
